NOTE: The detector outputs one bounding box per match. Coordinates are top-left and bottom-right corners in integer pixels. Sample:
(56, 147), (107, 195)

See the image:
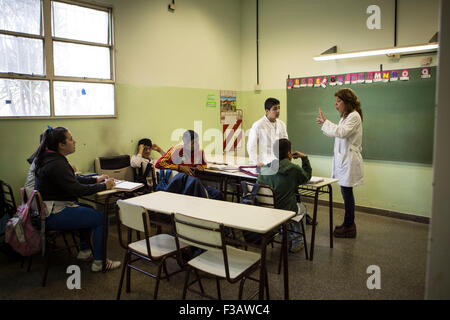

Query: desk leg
(282, 222), (289, 300)
(309, 189), (320, 261)
(102, 195), (111, 273)
(329, 185), (333, 249)
(258, 235), (268, 300)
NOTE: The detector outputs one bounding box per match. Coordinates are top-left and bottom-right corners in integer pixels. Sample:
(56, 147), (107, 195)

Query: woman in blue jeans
(33, 126), (121, 271)
(316, 88), (364, 238)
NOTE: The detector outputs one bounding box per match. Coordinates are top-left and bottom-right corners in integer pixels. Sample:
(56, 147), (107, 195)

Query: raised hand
(292, 151), (306, 159)
(316, 107), (326, 125)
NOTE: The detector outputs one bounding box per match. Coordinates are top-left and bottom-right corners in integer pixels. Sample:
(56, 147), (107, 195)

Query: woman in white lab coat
(316, 88), (364, 238)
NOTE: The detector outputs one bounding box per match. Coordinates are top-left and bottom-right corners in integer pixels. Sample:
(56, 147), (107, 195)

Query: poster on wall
(400, 69), (410, 80)
(287, 68), (415, 90)
(421, 67), (431, 79)
(220, 91), (236, 112)
(329, 75), (337, 86)
(206, 94), (216, 107)
(390, 70), (399, 81)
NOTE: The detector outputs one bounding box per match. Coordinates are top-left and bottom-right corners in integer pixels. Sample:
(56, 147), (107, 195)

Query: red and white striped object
(223, 119), (243, 152)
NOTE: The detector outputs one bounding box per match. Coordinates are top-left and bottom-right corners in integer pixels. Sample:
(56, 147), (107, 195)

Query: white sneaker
(77, 249), (93, 261)
(91, 259), (121, 272)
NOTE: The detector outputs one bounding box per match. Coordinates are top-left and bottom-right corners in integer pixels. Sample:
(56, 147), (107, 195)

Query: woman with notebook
(33, 126), (121, 272)
(316, 88), (364, 238)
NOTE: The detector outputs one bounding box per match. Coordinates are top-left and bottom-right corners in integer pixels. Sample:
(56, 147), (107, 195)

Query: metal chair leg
(301, 219), (309, 260)
(238, 278), (247, 299)
(153, 263), (163, 300)
(216, 278), (221, 300)
(182, 268), (191, 299)
(116, 251), (129, 300)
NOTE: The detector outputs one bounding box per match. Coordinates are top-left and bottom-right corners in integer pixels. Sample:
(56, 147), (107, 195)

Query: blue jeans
(205, 186), (224, 200)
(340, 186), (355, 227)
(45, 203), (108, 260)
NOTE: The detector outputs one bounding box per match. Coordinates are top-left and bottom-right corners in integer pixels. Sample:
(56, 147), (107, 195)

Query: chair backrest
(116, 200), (154, 255)
(94, 155), (134, 181)
(116, 200), (146, 233)
(241, 181), (276, 208)
(173, 212), (223, 254)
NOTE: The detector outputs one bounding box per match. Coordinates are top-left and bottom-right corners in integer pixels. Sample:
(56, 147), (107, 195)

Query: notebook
(308, 176), (324, 184)
(113, 180), (144, 191)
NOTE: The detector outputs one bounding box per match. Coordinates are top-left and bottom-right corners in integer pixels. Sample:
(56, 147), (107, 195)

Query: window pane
(53, 41), (110, 79)
(0, 34), (44, 75)
(52, 1), (109, 44)
(0, 0), (41, 35)
(0, 78), (50, 116)
(54, 81), (114, 116)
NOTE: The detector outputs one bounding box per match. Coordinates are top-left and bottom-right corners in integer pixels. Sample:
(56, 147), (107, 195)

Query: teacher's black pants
(340, 186), (355, 227)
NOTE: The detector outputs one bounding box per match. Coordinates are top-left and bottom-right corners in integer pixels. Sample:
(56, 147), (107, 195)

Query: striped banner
(223, 119), (243, 152)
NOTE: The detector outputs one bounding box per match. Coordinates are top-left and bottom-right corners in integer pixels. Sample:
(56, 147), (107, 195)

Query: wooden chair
(172, 212), (268, 300)
(240, 181), (309, 274)
(115, 200), (187, 300)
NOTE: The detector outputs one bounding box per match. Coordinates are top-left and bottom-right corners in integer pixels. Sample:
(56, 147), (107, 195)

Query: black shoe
(333, 224), (357, 238)
(306, 214), (318, 226)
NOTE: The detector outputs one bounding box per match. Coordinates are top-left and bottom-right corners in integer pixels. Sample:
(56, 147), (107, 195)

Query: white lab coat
(321, 111), (364, 187)
(247, 116), (288, 164)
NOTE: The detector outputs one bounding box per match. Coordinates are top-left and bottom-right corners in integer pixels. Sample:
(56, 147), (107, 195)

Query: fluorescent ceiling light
(313, 43), (439, 61)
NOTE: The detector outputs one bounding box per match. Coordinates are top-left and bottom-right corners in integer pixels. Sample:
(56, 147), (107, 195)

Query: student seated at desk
(155, 130), (223, 200)
(130, 138), (165, 190)
(33, 126), (121, 272)
(256, 138), (312, 253)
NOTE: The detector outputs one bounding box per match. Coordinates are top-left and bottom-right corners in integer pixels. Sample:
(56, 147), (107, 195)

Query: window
(0, 0), (115, 118)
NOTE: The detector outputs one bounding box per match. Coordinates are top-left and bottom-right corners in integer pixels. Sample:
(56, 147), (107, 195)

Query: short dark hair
(182, 130), (198, 145)
(138, 138), (152, 148)
(264, 98), (280, 111)
(274, 138), (291, 160)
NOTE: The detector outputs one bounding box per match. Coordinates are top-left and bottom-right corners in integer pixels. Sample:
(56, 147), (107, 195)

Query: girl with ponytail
(34, 126), (121, 272)
(316, 88), (364, 238)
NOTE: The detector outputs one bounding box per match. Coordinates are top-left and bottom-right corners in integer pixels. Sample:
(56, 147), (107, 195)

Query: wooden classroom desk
(121, 191), (296, 300)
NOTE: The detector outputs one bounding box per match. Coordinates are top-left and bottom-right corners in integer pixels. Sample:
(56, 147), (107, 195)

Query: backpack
(5, 188), (45, 256)
(155, 169), (172, 192)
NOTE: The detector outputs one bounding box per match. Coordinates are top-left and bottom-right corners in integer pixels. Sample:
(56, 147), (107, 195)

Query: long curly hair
(335, 88), (363, 121)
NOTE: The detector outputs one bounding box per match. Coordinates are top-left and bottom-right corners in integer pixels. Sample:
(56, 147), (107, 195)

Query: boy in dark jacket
(257, 138), (312, 252)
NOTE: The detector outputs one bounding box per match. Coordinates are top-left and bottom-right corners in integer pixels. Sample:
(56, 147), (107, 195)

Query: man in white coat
(248, 97), (316, 225)
(247, 98), (288, 167)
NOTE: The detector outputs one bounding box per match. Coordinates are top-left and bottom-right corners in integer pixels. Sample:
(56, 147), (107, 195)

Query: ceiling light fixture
(313, 42), (439, 61)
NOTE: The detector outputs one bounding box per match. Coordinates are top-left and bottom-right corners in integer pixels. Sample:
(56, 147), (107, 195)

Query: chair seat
(128, 233), (187, 258)
(188, 245), (261, 280)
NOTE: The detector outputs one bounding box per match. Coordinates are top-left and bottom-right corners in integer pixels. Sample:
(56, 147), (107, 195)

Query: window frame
(0, 0), (116, 119)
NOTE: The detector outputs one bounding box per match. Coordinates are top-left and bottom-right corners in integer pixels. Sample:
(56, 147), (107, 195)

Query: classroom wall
(0, 0), (440, 218)
(0, 0), (241, 201)
(426, 0), (450, 299)
(239, 0), (439, 217)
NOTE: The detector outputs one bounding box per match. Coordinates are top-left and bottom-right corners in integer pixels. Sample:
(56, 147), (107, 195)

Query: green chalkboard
(287, 67), (436, 164)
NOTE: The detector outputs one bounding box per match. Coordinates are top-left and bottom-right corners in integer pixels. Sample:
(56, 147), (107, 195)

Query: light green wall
(0, 0), (438, 217)
(0, 85), (224, 201)
(238, 0), (438, 217)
